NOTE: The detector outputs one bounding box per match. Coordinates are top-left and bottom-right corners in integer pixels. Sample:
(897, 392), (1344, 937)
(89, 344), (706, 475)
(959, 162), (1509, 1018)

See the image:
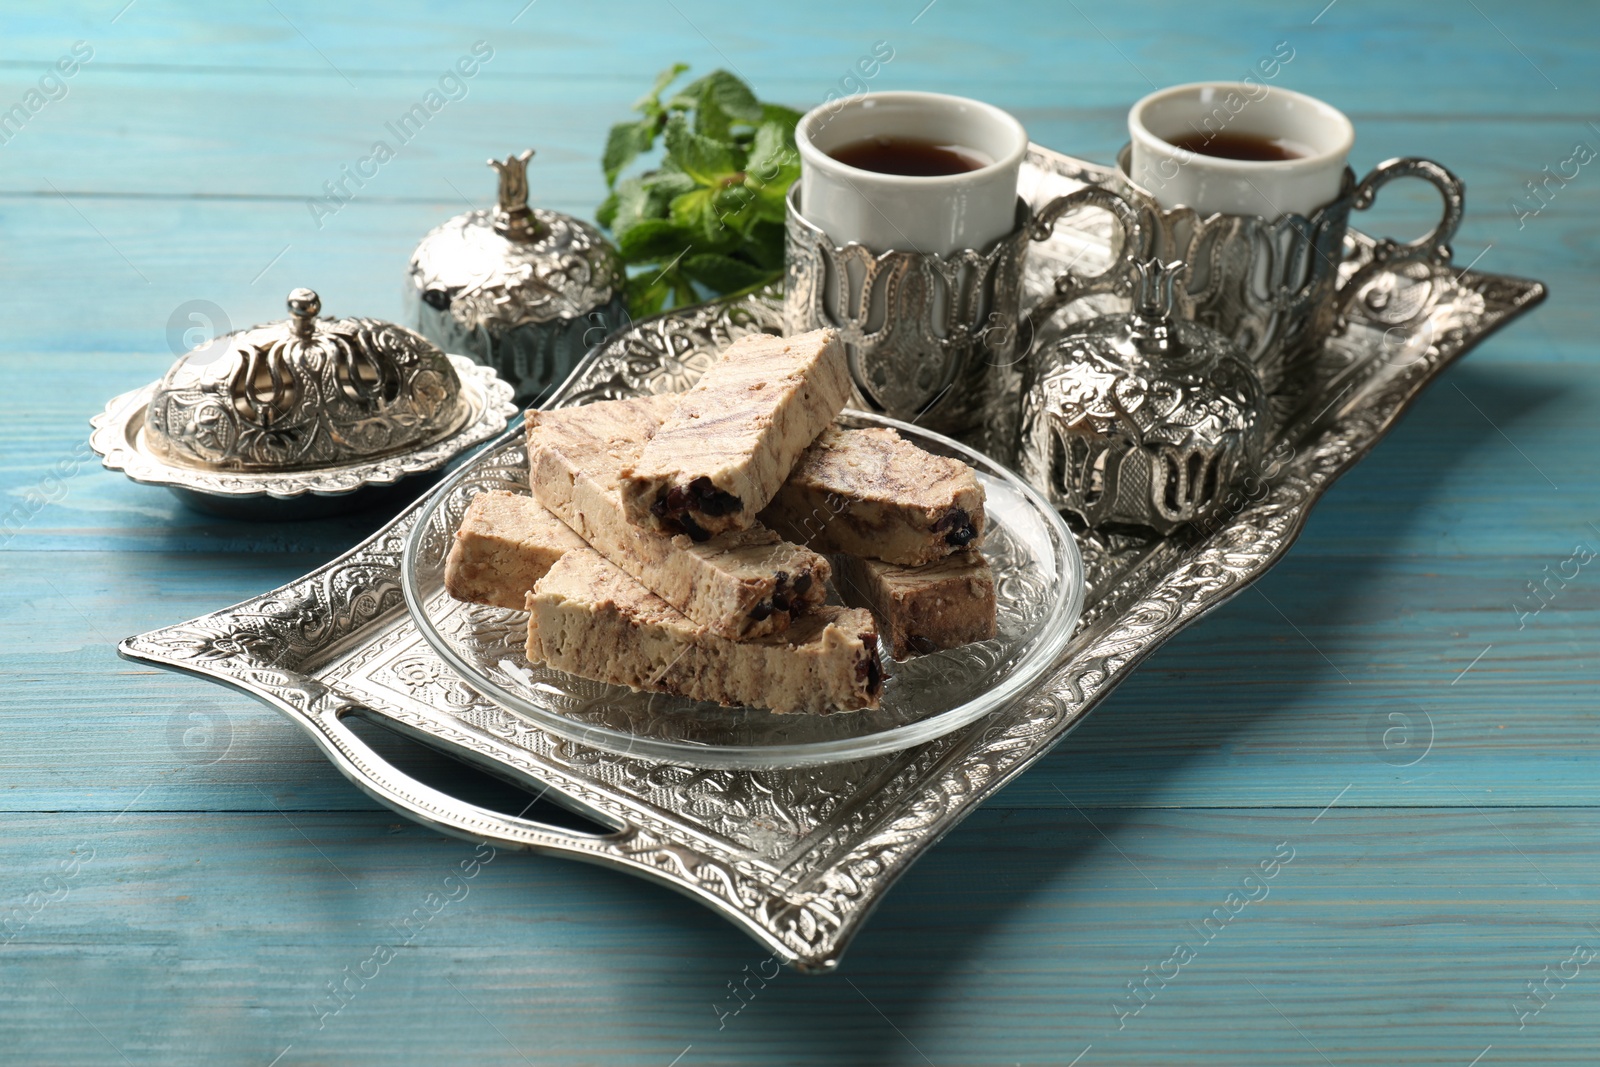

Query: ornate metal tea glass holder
(1085, 147), (1467, 395)
(784, 178), (1190, 463)
(783, 185), (1030, 461)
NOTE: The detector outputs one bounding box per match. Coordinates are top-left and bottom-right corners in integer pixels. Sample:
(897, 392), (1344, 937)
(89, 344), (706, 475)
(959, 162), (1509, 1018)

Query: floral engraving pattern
(783, 189), (1028, 458)
(555, 290), (786, 407)
(146, 313), (471, 471)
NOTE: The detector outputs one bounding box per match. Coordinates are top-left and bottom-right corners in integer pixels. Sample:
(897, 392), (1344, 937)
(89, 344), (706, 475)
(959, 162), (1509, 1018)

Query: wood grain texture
(2, 0), (1597, 1062)
(3, 809), (1598, 1066)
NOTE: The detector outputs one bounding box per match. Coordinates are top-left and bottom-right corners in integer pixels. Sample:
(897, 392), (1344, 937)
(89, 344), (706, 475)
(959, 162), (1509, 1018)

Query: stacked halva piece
(443, 328), (998, 714)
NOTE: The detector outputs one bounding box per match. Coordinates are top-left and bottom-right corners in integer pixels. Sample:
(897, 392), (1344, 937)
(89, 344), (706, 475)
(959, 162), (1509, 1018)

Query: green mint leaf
(676, 70), (762, 142)
(600, 63), (802, 312)
(626, 272), (672, 318)
(617, 218), (696, 263)
(668, 186), (738, 247)
(662, 113), (740, 186)
(602, 120), (657, 187)
(680, 252), (774, 293)
(652, 62), (691, 96)
(646, 170), (699, 199)
(671, 70), (762, 123)
(760, 102), (805, 129)
(743, 122), (799, 223)
(633, 62), (690, 114)
(710, 181), (767, 236)
(741, 220), (788, 270)
(607, 172), (697, 233)
(693, 96), (732, 142)
(745, 122), (798, 184)
(671, 271), (700, 309)
(749, 175), (796, 224)
(602, 177), (647, 232)
(596, 190), (620, 230)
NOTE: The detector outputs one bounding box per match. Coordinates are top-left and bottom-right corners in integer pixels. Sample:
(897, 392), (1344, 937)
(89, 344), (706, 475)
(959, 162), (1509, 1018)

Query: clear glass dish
(400, 410), (1083, 769)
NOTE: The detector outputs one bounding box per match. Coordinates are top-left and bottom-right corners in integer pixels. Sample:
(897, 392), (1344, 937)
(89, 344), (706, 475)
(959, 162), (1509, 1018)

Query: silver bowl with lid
(90, 288), (517, 519)
(1019, 257), (1269, 535)
(406, 149), (629, 404)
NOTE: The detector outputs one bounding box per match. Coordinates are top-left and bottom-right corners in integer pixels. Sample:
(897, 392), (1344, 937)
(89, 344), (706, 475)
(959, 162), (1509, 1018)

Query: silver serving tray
(119, 146), (1546, 972)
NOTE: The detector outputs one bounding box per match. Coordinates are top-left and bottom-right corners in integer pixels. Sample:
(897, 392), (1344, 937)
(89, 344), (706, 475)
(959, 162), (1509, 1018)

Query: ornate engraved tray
(119, 146), (1546, 972)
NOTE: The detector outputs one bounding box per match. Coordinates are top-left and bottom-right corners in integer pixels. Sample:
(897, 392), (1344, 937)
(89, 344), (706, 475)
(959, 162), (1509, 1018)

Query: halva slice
(444, 490), (586, 610)
(526, 548), (883, 715)
(761, 426), (986, 566)
(619, 328), (851, 538)
(526, 397), (829, 640)
(831, 550), (997, 659)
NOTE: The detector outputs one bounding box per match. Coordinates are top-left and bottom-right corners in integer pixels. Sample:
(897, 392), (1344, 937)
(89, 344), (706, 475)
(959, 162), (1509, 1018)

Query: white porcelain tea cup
(795, 90), (1028, 256)
(1128, 81), (1355, 218)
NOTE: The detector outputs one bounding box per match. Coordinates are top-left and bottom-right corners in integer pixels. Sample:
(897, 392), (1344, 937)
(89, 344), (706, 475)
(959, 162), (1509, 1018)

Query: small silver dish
(90, 288), (517, 519)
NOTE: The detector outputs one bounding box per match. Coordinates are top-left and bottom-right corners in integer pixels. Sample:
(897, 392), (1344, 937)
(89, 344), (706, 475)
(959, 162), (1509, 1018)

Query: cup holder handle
(1336, 156), (1466, 328)
(1029, 186), (1144, 309)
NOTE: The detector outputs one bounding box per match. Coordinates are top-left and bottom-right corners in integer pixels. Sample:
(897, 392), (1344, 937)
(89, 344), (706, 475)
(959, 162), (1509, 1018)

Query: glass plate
(401, 410), (1083, 768)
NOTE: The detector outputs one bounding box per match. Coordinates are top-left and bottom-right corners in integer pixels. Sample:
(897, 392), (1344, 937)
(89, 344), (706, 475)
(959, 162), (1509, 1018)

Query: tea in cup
(1128, 81), (1355, 219)
(795, 90), (1028, 255)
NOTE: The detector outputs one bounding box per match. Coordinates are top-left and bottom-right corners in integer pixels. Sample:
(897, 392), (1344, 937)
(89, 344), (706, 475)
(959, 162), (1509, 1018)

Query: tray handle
(304, 697), (622, 850)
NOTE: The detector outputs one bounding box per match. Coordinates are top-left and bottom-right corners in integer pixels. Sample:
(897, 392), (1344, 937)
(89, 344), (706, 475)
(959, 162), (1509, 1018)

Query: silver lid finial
(286, 288), (321, 337)
(489, 149), (544, 241)
(1130, 259), (1185, 322)
(1128, 259), (1187, 356)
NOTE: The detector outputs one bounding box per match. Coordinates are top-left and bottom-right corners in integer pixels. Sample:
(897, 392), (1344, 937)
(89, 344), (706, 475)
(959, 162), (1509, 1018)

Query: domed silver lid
(408, 149), (626, 334)
(144, 288), (471, 472)
(1020, 259), (1269, 534)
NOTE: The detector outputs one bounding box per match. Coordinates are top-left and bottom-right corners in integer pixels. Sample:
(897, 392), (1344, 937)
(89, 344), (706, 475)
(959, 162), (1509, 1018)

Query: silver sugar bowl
(1019, 258), (1268, 535)
(92, 288), (516, 519)
(407, 149), (628, 404)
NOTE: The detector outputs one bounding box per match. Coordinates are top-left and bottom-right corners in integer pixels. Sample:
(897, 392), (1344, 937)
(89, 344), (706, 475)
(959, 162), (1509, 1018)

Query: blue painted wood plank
(0, 0), (1594, 112)
(2, 808), (1597, 1065)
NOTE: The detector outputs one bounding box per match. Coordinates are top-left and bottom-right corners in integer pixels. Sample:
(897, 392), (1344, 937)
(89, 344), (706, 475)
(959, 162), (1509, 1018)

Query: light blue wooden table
(3, 2), (1596, 1064)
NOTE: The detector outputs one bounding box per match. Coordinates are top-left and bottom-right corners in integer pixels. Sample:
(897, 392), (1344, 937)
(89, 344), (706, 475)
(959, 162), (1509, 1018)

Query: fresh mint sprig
(597, 65), (802, 317)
